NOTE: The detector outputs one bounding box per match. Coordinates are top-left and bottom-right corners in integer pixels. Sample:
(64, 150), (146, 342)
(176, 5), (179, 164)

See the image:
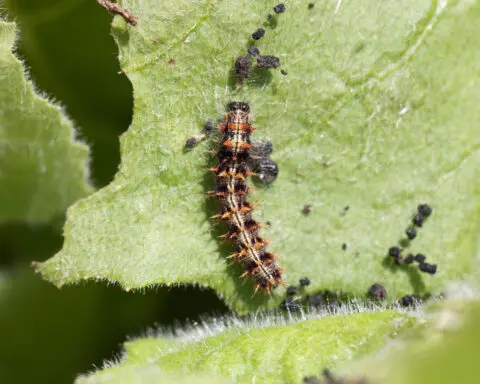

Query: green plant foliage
(345, 300), (480, 384)
(79, 368), (232, 384)
(3, 0), (133, 187)
(78, 308), (416, 384)
(40, 0), (480, 312)
(391, 302), (480, 384)
(0, 20), (92, 223)
(0, 220), (228, 384)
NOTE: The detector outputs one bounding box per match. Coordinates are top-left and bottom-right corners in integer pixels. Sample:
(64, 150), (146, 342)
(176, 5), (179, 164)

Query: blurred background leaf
(389, 302), (480, 384)
(0, 20), (91, 223)
(343, 299), (480, 384)
(3, 0), (131, 188)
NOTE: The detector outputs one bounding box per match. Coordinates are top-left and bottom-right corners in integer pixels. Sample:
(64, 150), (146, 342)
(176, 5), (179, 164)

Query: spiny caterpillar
(208, 102), (284, 293)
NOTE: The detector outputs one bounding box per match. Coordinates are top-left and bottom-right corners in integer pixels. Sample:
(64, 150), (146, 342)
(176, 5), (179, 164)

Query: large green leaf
(0, 21), (92, 223)
(40, 0), (480, 312)
(77, 308), (417, 384)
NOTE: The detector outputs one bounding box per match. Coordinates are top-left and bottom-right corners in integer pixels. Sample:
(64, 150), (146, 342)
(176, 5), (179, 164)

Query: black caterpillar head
(227, 101), (250, 113)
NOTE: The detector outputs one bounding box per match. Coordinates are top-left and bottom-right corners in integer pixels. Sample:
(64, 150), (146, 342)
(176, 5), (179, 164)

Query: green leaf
(40, 1), (480, 312)
(344, 298), (480, 384)
(78, 369), (232, 384)
(0, 20), (92, 223)
(387, 301), (480, 384)
(77, 308), (417, 384)
(3, 0), (133, 187)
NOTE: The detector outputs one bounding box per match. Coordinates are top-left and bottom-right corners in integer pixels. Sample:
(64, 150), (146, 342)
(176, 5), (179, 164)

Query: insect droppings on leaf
(406, 227), (417, 240)
(248, 47), (260, 57)
(302, 204), (313, 215)
(257, 55), (281, 68)
(235, 56), (251, 79)
(368, 283), (387, 301)
(299, 277), (311, 286)
(273, 3), (286, 14)
(252, 28), (265, 40)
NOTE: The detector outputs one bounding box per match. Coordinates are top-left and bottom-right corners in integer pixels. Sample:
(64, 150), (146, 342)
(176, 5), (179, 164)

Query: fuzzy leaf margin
(77, 307), (418, 384)
(0, 21), (92, 223)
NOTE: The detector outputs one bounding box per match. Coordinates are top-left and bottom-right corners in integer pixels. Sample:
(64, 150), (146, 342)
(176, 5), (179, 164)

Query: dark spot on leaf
(185, 137), (198, 148)
(307, 293), (326, 308)
(204, 120), (215, 135)
(299, 277), (311, 286)
(273, 3), (286, 14)
(400, 294), (419, 307)
(388, 246), (401, 258)
(256, 55), (280, 69)
(368, 283), (387, 301)
(235, 56), (251, 78)
(255, 158), (278, 183)
(417, 203), (432, 217)
(303, 375), (321, 384)
(414, 253), (426, 263)
(419, 262), (437, 274)
(251, 28), (265, 40)
(280, 297), (301, 311)
(406, 227), (417, 240)
(302, 204), (313, 214)
(250, 140), (273, 157)
(413, 214), (423, 227)
(286, 285), (298, 295)
(247, 47), (260, 57)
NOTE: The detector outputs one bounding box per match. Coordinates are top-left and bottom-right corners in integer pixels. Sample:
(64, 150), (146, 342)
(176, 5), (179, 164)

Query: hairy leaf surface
(40, 1), (480, 312)
(78, 308), (416, 384)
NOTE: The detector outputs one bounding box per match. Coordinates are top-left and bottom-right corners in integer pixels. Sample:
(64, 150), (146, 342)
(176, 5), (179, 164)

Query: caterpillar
(208, 102), (284, 293)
